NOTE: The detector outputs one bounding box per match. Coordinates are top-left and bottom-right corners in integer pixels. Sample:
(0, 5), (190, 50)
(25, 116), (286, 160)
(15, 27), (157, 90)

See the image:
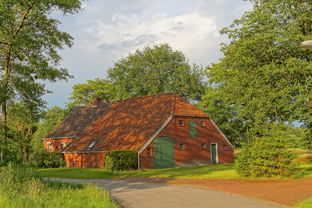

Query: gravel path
(48, 178), (287, 208)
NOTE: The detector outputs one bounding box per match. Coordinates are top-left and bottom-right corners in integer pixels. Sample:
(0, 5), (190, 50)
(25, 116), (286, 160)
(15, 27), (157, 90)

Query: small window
(47, 142), (53, 152)
(222, 145), (227, 151)
(200, 121), (205, 127)
(178, 120), (184, 126)
(147, 147), (153, 157)
(86, 140), (97, 150)
(179, 144), (185, 150)
(201, 143), (207, 150)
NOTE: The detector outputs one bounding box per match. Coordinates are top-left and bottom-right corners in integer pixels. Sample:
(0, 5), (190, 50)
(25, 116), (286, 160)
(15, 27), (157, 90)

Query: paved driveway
(49, 178), (286, 208)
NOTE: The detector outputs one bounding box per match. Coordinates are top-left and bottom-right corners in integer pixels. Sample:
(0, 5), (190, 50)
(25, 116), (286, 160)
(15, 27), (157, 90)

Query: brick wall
(139, 116), (234, 169)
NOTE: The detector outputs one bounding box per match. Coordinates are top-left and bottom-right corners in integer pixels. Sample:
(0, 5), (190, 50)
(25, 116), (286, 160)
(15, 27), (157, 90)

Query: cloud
(44, 0), (251, 107)
(87, 12), (220, 65)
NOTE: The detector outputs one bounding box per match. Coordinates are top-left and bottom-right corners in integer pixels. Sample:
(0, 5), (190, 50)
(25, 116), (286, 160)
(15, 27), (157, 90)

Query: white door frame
(210, 143), (218, 164)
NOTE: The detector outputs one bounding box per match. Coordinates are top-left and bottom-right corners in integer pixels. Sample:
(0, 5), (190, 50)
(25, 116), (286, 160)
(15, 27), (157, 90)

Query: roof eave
(138, 114), (174, 154)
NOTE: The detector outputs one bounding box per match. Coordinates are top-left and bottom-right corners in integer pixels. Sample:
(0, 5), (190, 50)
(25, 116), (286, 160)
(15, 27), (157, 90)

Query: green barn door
(211, 144), (217, 164)
(153, 137), (175, 168)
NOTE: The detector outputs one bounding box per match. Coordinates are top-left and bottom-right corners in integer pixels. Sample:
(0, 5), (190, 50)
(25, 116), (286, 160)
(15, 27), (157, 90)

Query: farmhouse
(43, 93), (234, 168)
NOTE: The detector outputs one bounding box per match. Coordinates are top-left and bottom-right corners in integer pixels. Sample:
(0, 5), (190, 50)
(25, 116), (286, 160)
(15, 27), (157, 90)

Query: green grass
(0, 165), (118, 208)
(36, 161), (312, 180)
(37, 163), (238, 179)
(293, 198), (312, 208)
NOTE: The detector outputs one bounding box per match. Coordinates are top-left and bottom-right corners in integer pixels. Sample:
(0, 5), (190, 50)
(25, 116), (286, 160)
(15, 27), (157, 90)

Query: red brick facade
(139, 116), (234, 169)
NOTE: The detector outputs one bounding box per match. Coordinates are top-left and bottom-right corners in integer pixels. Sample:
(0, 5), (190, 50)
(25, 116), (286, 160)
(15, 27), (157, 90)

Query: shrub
(236, 137), (299, 177)
(105, 150), (138, 171)
(31, 152), (65, 168)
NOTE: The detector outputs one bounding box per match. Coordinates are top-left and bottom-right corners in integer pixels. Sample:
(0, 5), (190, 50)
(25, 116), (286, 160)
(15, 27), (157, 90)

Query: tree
(7, 102), (42, 164)
(107, 44), (205, 101)
(68, 78), (116, 108)
(206, 0), (312, 140)
(0, 0), (81, 126)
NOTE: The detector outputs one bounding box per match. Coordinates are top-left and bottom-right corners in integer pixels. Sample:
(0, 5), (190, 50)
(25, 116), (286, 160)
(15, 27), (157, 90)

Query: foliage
(105, 150), (138, 171)
(6, 102), (42, 164)
(68, 78), (116, 108)
(30, 152), (65, 168)
(0, 0), (82, 124)
(107, 44), (205, 101)
(205, 0), (312, 141)
(0, 0), (82, 166)
(0, 164), (117, 208)
(236, 137), (299, 177)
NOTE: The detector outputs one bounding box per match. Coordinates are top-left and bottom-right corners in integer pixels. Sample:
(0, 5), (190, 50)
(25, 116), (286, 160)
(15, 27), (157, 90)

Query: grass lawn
(37, 163), (238, 179)
(36, 162), (312, 180)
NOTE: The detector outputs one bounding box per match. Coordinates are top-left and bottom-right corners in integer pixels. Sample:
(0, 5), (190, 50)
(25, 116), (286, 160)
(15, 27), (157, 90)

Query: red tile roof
(49, 93), (208, 152)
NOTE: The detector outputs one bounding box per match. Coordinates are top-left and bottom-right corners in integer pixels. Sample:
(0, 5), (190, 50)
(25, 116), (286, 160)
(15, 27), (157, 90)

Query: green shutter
(189, 120), (197, 137)
(211, 144), (217, 164)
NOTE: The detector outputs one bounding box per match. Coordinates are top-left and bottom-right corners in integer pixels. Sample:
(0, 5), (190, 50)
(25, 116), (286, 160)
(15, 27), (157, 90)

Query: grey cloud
(98, 34), (158, 51)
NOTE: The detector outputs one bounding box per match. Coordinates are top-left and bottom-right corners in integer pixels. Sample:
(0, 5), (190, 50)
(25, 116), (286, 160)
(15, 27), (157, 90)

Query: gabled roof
(48, 93), (209, 152)
(47, 103), (110, 138)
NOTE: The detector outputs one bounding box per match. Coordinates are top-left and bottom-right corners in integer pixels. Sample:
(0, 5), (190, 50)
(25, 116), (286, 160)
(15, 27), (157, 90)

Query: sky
(45, 0), (252, 107)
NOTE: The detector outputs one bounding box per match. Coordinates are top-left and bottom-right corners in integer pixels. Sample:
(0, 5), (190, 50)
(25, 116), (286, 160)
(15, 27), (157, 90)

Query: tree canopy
(203, 0), (312, 141)
(0, 0), (82, 125)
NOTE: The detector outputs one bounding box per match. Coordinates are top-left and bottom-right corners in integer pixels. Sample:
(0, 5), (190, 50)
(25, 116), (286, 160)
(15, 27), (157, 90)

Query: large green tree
(204, 0), (312, 141)
(107, 44), (205, 101)
(0, 0), (81, 126)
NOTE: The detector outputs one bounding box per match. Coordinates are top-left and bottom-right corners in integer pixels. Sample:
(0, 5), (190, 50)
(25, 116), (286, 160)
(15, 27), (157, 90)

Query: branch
(0, 24), (11, 35)
(12, 2), (34, 39)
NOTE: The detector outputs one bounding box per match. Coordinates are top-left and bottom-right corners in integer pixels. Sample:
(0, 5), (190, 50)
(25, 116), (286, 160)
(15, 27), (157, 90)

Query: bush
(31, 152), (65, 168)
(105, 150), (138, 171)
(236, 137), (299, 177)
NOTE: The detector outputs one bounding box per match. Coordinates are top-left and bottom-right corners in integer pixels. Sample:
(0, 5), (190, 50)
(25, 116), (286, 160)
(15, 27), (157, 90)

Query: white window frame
(210, 143), (219, 164)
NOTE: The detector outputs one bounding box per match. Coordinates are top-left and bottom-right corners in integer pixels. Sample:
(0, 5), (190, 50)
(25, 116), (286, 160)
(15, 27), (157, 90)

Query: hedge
(31, 152), (65, 168)
(105, 150), (138, 171)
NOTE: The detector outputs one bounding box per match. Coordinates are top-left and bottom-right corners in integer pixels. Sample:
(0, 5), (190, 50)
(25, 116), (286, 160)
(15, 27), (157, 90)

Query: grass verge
(0, 164), (118, 208)
(36, 162), (312, 180)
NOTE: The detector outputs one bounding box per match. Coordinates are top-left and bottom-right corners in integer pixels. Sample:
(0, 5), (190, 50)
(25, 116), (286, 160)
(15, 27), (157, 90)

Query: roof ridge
(86, 93), (181, 107)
